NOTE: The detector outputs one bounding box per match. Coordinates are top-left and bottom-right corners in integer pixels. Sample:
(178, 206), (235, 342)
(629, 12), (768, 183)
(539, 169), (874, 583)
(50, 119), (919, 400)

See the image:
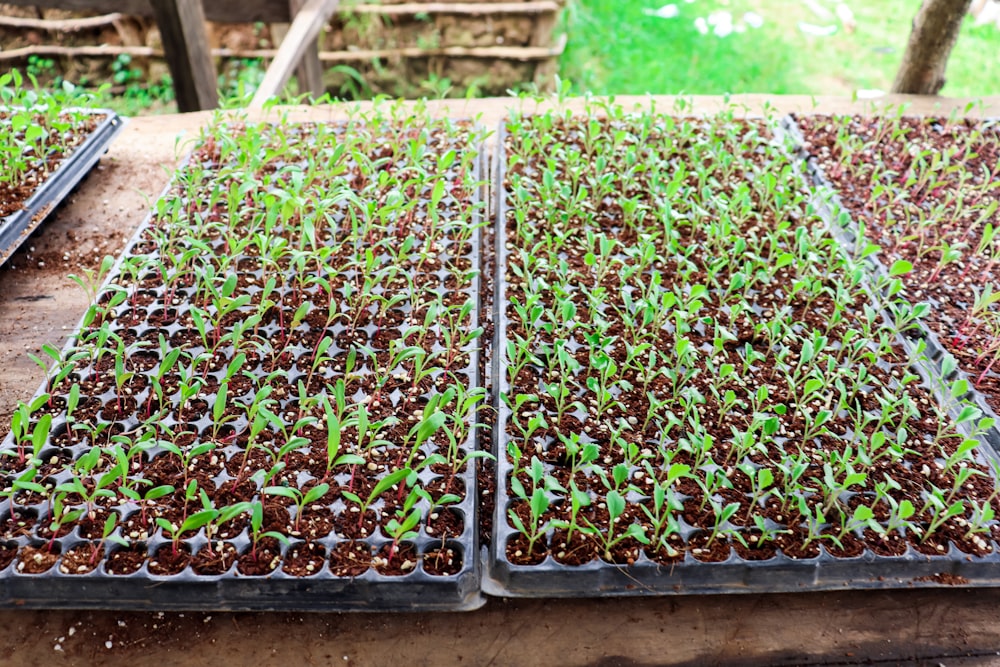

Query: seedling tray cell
(486, 106), (1000, 598)
(0, 109), (125, 267)
(0, 112), (487, 611)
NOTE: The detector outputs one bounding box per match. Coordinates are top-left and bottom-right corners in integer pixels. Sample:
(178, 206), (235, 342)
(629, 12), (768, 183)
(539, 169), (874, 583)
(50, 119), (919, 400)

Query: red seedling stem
(347, 464), (358, 494)
(974, 337), (1000, 386)
(396, 207), (415, 240)
(977, 358), (997, 387)
(89, 542), (102, 566)
(387, 537), (401, 563)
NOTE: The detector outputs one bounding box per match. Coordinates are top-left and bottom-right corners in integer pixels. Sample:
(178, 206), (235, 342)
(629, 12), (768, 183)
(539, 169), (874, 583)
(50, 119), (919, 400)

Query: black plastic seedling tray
(484, 119), (1000, 598)
(0, 121), (486, 612)
(0, 109), (124, 267)
(781, 115), (1000, 455)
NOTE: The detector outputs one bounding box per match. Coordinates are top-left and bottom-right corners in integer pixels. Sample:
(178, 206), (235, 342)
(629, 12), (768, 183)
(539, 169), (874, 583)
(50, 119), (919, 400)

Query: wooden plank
(0, 42), (566, 63)
(314, 39), (567, 62)
(149, 0), (219, 112)
(249, 0), (339, 108)
(0, 0), (292, 23)
(289, 0), (325, 99)
(0, 13), (124, 31)
(0, 45), (161, 60)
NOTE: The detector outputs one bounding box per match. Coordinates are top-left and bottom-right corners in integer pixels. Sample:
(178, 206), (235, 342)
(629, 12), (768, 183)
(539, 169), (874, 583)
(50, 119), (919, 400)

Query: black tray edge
(0, 109), (126, 267)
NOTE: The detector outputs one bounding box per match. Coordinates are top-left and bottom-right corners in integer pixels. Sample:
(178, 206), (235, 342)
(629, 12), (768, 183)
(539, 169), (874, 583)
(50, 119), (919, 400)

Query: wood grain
(149, 0), (219, 111)
(249, 0), (339, 108)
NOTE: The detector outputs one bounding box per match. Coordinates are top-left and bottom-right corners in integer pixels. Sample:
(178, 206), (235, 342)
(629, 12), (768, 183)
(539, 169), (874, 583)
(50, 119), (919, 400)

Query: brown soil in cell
(213, 479), (258, 505)
(686, 534), (733, 563)
(288, 508), (335, 540)
(423, 545), (463, 576)
(329, 541), (371, 577)
(282, 542), (326, 576)
(334, 508), (379, 540)
(863, 529), (909, 557)
(823, 533), (866, 559)
(58, 543), (102, 574)
(17, 544), (59, 574)
(147, 544), (191, 575)
(35, 519), (75, 542)
(75, 508), (114, 540)
(372, 541), (418, 576)
(236, 537), (282, 576)
(424, 507), (465, 539)
(775, 533), (822, 560)
(505, 533), (547, 566)
(0, 510), (36, 539)
(550, 528), (599, 566)
(425, 476), (467, 502)
(909, 533), (953, 558)
(98, 396), (138, 421)
(0, 542), (17, 571)
(105, 544), (148, 575)
(733, 532), (778, 561)
(644, 540), (687, 565)
(191, 542), (238, 575)
(260, 503), (292, 534)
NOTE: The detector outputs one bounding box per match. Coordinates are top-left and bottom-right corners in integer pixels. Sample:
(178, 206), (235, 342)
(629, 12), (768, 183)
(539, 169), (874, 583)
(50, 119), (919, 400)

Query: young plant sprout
(342, 468), (412, 532)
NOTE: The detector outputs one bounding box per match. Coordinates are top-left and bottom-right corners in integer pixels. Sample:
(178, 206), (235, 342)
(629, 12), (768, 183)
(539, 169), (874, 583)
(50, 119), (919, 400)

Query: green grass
(559, 0), (1000, 97)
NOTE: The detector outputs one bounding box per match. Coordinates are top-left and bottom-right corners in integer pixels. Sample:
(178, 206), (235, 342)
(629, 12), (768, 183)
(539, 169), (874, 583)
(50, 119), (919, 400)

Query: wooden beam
(249, 0), (338, 108)
(289, 0), (325, 99)
(149, 0), (218, 112)
(316, 37), (568, 63)
(0, 0), (292, 23)
(0, 42), (566, 63)
(0, 13), (124, 31)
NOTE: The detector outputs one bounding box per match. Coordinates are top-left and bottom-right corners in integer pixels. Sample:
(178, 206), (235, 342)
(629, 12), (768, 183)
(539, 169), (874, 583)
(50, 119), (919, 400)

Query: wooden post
(250, 0), (338, 108)
(149, 0), (219, 111)
(290, 0), (326, 98)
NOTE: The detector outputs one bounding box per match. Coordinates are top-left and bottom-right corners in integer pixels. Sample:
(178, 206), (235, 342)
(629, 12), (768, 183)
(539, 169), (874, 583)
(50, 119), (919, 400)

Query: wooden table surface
(2, 95), (1000, 667)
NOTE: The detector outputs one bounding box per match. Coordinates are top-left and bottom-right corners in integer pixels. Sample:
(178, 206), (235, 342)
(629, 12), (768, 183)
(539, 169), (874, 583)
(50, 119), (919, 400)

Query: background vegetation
(16, 0), (1000, 114)
(558, 0), (1000, 97)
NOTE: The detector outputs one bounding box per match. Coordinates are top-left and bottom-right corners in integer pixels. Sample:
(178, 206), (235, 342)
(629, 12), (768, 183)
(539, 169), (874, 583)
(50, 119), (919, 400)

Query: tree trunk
(892, 0), (972, 95)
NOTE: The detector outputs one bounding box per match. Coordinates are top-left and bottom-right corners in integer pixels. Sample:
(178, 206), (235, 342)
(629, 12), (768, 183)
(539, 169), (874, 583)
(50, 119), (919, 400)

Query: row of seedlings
(0, 104), (489, 610)
(487, 101), (1000, 596)
(795, 113), (1000, 442)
